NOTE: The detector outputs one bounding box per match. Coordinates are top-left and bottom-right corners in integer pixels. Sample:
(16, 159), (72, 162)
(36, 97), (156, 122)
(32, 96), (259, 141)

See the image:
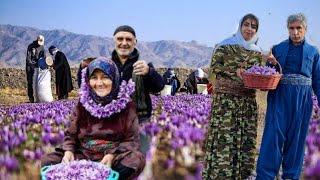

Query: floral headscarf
(79, 57), (135, 118)
(86, 57), (120, 105)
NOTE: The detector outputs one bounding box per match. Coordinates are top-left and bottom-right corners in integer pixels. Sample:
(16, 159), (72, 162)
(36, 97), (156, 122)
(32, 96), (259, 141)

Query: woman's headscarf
(217, 13), (261, 52)
(86, 57), (120, 105)
(195, 68), (206, 78)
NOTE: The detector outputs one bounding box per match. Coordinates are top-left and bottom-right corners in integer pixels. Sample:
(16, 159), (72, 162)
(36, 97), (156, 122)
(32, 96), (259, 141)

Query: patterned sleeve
(209, 46), (225, 79)
(210, 45), (264, 82)
(209, 45), (235, 82)
(246, 50), (265, 67)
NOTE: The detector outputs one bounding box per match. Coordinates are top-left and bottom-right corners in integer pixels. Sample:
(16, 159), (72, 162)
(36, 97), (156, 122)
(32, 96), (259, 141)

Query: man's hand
(133, 60), (149, 75)
(100, 154), (114, 167)
(61, 151), (74, 163)
(80, 61), (90, 68)
(236, 68), (245, 79)
(262, 52), (278, 65)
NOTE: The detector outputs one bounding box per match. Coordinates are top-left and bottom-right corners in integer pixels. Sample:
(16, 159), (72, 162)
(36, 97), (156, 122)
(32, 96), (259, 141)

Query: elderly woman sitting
(41, 57), (146, 180)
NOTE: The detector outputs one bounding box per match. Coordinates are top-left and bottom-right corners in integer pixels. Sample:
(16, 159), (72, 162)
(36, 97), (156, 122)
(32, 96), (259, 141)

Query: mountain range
(0, 24), (213, 69)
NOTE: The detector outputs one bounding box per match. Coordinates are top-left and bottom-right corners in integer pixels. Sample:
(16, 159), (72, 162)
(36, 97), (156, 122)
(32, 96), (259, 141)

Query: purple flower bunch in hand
(245, 65), (278, 75)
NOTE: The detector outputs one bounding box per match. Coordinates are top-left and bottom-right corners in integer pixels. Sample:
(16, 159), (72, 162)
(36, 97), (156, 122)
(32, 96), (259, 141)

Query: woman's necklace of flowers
(79, 68), (135, 119)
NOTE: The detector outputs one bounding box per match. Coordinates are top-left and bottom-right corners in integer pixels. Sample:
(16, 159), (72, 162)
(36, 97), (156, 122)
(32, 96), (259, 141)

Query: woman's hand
(61, 151), (74, 163)
(236, 68), (245, 79)
(100, 154), (114, 167)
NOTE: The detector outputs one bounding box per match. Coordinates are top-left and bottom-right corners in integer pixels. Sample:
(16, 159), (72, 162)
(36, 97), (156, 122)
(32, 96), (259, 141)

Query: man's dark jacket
(112, 49), (164, 121)
(26, 41), (45, 69)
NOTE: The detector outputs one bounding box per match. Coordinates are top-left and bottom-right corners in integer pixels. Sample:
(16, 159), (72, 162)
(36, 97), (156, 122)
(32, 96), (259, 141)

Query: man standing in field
(111, 25), (164, 122)
(111, 25), (164, 153)
(25, 35), (46, 103)
(256, 13), (320, 180)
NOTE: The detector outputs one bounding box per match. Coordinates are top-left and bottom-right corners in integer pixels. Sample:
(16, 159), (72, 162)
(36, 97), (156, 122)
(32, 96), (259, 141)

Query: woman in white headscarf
(203, 13), (264, 179)
(217, 15), (262, 52)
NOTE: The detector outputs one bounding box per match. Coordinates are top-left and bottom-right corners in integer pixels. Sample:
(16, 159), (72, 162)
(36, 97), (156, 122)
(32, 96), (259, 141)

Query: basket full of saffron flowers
(241, 63), (282, 90)
(40, 160), (119, 180)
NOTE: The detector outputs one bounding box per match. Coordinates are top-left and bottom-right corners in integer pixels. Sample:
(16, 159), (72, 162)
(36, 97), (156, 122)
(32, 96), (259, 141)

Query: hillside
(0, 24), (213, 68)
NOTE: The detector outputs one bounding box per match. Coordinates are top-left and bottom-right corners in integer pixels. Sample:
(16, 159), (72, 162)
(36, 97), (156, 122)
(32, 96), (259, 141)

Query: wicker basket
(241, 62), (282, 90)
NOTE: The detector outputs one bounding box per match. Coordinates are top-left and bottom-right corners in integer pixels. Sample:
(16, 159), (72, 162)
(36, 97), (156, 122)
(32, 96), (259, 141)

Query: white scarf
(217, 17), (261, 52)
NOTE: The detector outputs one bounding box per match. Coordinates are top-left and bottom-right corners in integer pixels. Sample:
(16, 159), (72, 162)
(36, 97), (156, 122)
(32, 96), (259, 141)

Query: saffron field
(0, 89), (319, 179)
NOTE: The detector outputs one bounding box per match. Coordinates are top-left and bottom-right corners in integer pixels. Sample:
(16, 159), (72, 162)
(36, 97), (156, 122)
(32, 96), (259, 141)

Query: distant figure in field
(183, 68), (209, 94)
(26, 35), (46, 102)
(162, 68), (181, 95)
(49, 46), (73, 100)
(33, 56), (54, 103)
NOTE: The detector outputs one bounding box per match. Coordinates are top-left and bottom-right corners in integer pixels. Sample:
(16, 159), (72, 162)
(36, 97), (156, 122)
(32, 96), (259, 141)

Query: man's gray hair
(287, 13), (307, 28)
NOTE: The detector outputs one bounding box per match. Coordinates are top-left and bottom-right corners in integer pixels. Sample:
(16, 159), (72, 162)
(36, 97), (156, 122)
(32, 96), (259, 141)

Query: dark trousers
(26, 67), (35, 102)
(57, 85), (69, 100)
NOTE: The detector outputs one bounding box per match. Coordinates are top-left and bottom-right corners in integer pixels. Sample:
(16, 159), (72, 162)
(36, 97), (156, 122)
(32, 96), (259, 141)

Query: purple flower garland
(79, 67), (135, 119)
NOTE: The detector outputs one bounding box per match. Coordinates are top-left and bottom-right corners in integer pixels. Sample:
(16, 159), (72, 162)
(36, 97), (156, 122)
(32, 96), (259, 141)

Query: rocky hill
(0, 24), (213, 68)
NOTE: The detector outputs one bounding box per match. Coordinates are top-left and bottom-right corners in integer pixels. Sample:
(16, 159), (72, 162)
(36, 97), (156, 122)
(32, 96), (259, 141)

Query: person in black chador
(49, 46), (73, 100)
(26, 35), (46, 102)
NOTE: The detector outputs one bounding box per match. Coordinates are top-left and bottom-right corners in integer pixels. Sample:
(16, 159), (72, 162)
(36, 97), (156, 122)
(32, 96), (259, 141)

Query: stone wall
(0, 68), (78, 90)
(0, 68), (208, 89)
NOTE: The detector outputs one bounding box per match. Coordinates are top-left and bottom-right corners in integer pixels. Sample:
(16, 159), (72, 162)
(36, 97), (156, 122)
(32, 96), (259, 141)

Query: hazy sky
(1, 0), (319, 50)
